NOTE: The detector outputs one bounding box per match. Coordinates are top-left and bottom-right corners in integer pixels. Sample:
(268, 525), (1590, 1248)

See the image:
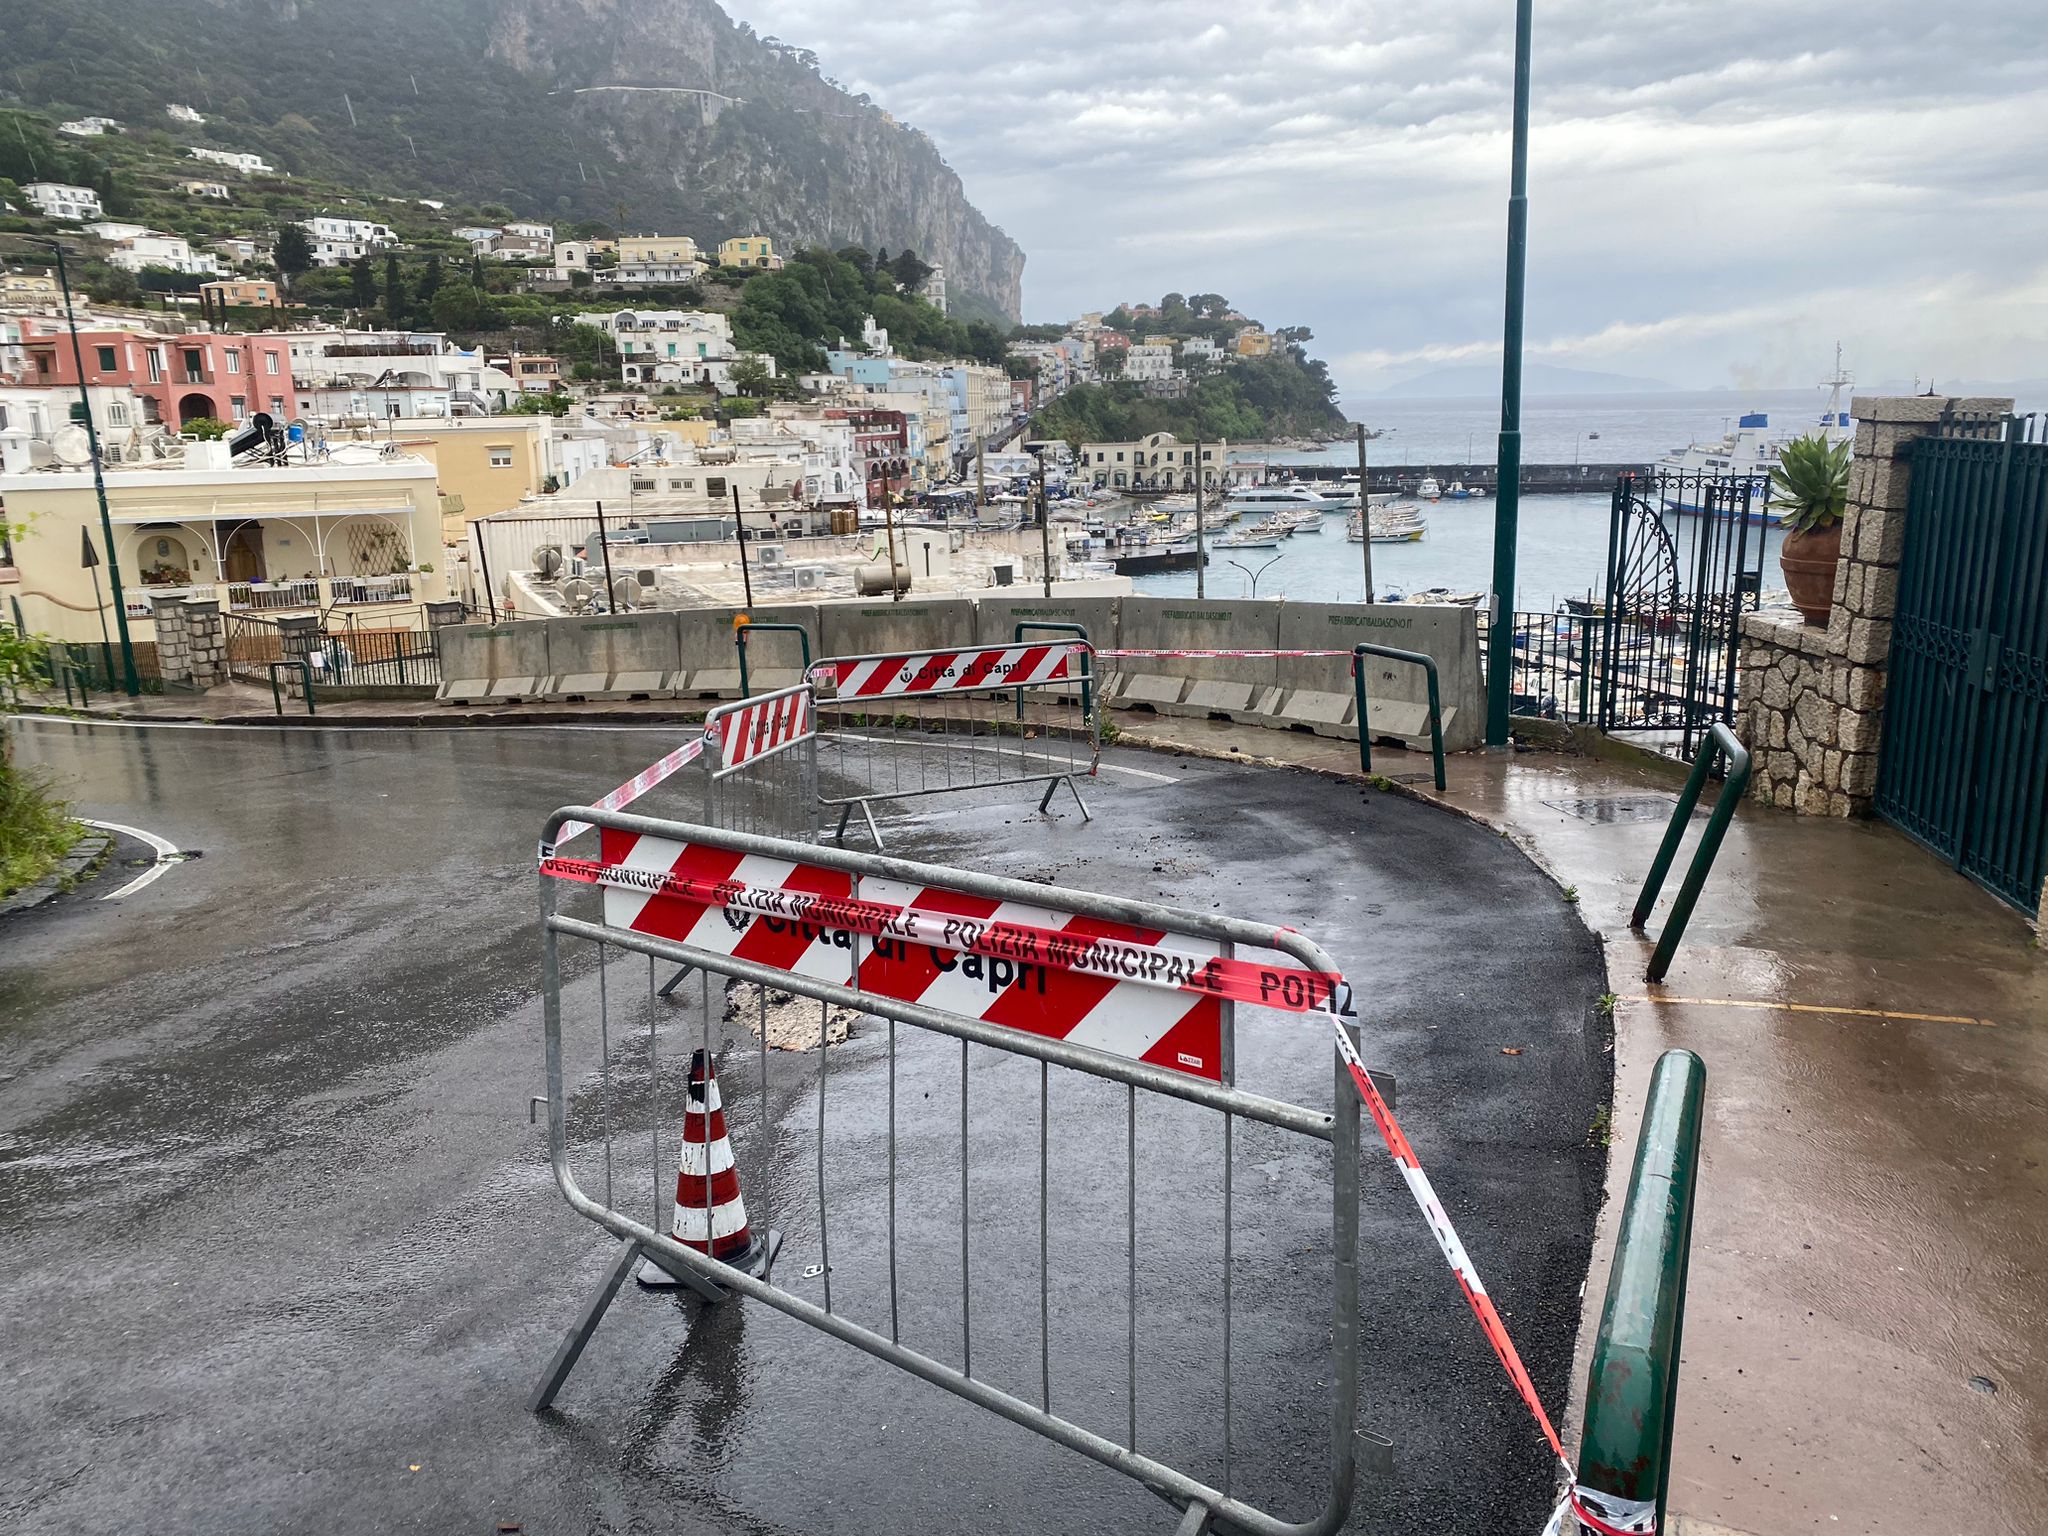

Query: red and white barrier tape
(548, 734), (708, 852)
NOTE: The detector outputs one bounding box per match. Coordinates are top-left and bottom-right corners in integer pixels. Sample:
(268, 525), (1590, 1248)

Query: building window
(226, 351), (241, 373)
(230, 395), (246, 417)
(489, 447), (515, 469)
(706, 477), (727, 498)
(95, 345), (117, 371)
(182, 348), (203, 377)
(269, 396), (284, 415)
(109, 402), (130, 426)
(146, 349), (162, 383)
(265, 353), (279, 375)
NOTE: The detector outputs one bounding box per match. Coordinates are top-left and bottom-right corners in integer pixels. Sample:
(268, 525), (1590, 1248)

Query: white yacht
(1227, 481), (1356, 512)
(1657, 348), (1854, 521)
(1417, 476), (1441, 501)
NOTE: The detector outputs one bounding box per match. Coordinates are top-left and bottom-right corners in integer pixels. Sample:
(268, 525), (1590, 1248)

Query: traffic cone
(638, 1049), (780, 1287)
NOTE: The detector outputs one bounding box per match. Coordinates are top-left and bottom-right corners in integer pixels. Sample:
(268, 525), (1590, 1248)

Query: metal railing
(733, 618), (813, 698)
(267, 659), (315, 715)
(226, 579), (322, 611)
(1350, 643), (1445, 791)
(327, 573), (416, 605)
(1014, 620), (1094, 721)
(532, 809), (1363, 1535)
(1630, 723), (1751, 982)
(1562, 1049), (1705, 1536)
(810, 639), (1099, 850)
(309, 627), (442, 689)
(1510, 609), (1603, 724)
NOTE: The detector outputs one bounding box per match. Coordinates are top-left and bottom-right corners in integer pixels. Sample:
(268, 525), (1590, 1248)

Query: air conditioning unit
(793, 565), (822, 592)
(755, 543), (787, 569)
(992, 562), (1015, 587)
(635, 567), (657, 588)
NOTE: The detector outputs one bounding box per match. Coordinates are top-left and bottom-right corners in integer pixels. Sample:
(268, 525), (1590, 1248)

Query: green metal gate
(1876, 413), (2048, 916)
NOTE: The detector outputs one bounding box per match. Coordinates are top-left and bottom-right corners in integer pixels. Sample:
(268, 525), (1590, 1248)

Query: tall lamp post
(42, 239), (141, 695)
(1483, 0), (1534, 746)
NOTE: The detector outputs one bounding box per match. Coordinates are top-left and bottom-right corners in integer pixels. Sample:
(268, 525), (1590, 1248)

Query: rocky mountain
(2, 0), (1025, 320)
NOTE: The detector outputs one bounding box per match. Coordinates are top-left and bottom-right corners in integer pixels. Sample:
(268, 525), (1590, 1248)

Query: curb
(0, 829), (113, 916)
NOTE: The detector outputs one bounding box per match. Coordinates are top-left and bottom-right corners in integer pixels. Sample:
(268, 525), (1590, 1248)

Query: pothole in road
(723, 979), (859, 1052)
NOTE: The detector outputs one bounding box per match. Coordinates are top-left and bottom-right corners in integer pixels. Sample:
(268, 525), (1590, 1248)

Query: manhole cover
(1541, 795), (1691, 824)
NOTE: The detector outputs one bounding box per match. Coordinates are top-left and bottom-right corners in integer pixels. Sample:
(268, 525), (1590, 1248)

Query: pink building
(8, 326), (297, 429)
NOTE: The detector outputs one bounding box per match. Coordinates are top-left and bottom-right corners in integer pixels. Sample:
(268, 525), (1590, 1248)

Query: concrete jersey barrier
(436, 620), (550, 704)
(1112, 597), (1283, 716)
(1263, 603), (1482, 750)
(541, 611), (685, 700)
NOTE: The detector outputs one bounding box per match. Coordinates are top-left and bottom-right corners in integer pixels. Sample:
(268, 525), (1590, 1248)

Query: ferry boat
(1657, 348), (1854, 521)
(1227, 482), (1356, 512)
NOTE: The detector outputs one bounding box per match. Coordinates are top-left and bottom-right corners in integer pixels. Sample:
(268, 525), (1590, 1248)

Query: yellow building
(718, 236), (779, 270)
(200, 278), (281, 308)
(381, 417), (551, 544)
(0, 444), (448, 644)
(616, 235), (701, 268)
(2, 271), (60, 300)
(1234, 326), (1272, 357)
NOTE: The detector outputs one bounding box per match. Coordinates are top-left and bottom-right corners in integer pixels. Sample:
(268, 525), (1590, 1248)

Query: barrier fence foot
(529, 1235), (645, 1413)
(655, 964), (694, 1000)
(859, 800), (887, 851)
(1066, 775), (1092, 822)
(1037, 776), (1060, 814)
(1172, 1501), (1214, 1535)
(833, 802), (855, 846)
(637, 1228), (784, 1296)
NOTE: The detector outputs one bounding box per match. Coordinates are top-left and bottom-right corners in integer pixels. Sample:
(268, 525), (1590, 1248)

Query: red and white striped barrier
(639, 1048), (766, 1285)
(709, 684), (814, 777)
(1096, 646), (1363, 659)
(813, 642), (1083, 702)
(572, 830), (1231, 1080)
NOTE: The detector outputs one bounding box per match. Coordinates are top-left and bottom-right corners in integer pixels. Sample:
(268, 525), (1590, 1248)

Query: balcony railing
(228, 579), (322, 611)
(328, 573), (414, 605)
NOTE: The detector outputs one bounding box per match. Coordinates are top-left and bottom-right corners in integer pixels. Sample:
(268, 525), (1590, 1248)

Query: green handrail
(268, 659), (316, 716)
(1351, 643), (1446, 791)
(1574, 1048), (1705, 1533)
(1012, 621), (1092, 722)
(735, 620), (813, 698)
(1631, 722), (1750, 982)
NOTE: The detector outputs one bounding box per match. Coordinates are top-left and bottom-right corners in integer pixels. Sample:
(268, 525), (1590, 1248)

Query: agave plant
(1769, 434), (1851, 533)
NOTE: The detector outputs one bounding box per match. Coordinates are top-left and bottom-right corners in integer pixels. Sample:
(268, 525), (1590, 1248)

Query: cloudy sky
(722, 0), (2047, 395)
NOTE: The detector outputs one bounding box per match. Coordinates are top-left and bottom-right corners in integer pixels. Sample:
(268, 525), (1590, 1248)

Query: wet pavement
(0, 715), (1606, 1535)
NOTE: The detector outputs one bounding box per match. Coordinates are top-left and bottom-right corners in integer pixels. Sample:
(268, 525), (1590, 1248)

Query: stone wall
(148, 596), (228, 690)
(1736, 394), (2012, 815)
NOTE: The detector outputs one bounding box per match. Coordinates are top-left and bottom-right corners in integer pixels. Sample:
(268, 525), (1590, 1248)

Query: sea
(1123, 387), (1946, 611)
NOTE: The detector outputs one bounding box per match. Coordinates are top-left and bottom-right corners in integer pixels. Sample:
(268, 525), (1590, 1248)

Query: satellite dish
(49, 424), (93, 466)
(609, 575), (635, 611)
(561, 577), (595, 613)
(533, 544), (564, 578)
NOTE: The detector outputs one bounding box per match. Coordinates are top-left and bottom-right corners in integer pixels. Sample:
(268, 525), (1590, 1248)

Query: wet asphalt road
(0, 717), (1605, 1535)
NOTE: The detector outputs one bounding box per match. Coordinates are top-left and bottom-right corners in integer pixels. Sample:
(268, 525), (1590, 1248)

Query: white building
(189, 147), (274, 176)
(167, 103), (206, 125)
(1181, 336), (1221, 363)
(452, 226), (501, 247)
(59, 117), (119, 138)
(302, 215), (397, 267)
(24, 183), (104, 222)
(285, 329), (509, 420)
(181, 180), (231, 200)
(1124, 343), (1178, 383)
(103, 231), (223, 277)
(920, 263), (948, 315)
(577, 309), (776, 395)
(504, 221), (554, 243)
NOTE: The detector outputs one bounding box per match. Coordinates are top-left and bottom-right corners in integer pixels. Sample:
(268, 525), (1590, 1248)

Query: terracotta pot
(1779, 521), (1843, 625)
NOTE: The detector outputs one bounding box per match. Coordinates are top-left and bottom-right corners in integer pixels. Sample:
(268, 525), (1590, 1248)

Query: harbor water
(1131, 390), (1825, 609)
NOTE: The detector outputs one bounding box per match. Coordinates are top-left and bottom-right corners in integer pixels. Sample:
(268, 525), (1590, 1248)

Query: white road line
(76, 818), (181, 900)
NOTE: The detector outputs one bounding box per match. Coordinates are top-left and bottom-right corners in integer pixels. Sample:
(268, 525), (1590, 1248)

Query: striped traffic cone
(638, 1049), (779, 1287)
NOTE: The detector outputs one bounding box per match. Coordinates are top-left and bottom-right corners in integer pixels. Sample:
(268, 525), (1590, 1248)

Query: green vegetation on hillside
(733, 247), (1007, 374)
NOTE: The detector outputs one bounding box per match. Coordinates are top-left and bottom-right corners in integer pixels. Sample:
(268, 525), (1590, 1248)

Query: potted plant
(1770, 434), (1851, 624)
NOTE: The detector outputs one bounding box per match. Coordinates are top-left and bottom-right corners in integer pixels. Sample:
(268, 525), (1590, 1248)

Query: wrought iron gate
(1876, 412), (2048, 916)
(1596, 471), (1767, 758)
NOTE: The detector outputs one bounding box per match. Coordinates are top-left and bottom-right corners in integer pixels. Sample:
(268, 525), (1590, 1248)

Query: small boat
(1277, 507), (1327, 532)
(1387, 586), (1484, 607)
(1417, 476), (1441, 501)
(1444, 481), (1474, 500)
(1218, 530), (1283, 550)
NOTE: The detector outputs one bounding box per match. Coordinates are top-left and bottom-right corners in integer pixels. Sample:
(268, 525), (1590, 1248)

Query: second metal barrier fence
(1630, 723), (1752, 982)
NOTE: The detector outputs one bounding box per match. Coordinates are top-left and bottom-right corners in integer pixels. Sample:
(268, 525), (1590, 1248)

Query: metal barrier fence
(1630, 723), (1752, 982)
(734, 618), (813, 699)
(808, 638), (1099, 849)
(1553, 1048), (1705, 1536)
(532, 809), (1366, 1535)
(1351, 643), (1445, 790)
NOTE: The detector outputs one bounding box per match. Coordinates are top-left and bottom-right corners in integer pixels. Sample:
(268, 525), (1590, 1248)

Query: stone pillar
(425, 599), (467, 628)
(1736, 394), (2013, 815)
(275, 614), (323, 699)
(151, 596), (194, 688)
(182, 600), (229, 689)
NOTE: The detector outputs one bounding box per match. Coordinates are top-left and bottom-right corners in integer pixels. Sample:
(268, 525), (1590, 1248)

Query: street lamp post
(44, 240), (141, 695)
(1484, 0), (1535, 746)
(1227, 555), (1282, 598)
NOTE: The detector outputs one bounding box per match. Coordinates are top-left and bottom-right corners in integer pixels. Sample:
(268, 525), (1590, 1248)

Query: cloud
(722, 0), (2048, 390)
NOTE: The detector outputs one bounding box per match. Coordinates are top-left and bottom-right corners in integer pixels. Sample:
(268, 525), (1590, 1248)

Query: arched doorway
(137, 529), (194, 586)
(178, 393), (217, 427)
(221, 524), (265, 583)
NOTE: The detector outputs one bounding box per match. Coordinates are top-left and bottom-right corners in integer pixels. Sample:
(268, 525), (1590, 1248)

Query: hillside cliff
(2, 0), (1025, 319)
